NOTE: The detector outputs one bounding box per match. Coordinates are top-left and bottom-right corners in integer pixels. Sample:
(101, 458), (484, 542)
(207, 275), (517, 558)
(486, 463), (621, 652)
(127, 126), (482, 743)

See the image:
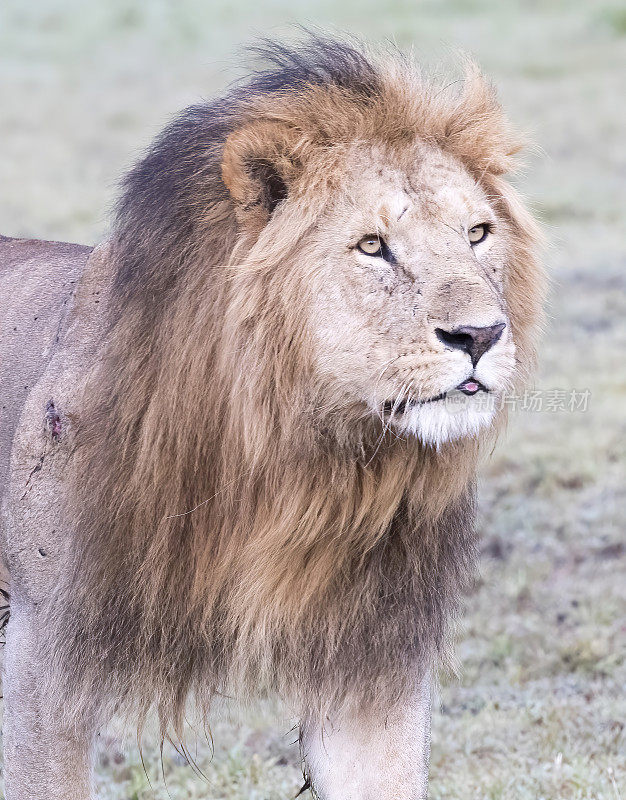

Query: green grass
(1, 0), (625, 797)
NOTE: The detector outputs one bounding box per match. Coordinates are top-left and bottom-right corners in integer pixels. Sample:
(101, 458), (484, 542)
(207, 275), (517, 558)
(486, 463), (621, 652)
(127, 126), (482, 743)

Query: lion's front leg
(300, 674), (431, 800)
(2, 596), (95, 800)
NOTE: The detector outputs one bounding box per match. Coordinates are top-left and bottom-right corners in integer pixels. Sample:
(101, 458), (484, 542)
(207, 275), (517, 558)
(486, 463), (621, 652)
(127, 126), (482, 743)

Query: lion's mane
(45, 36), (543, 733)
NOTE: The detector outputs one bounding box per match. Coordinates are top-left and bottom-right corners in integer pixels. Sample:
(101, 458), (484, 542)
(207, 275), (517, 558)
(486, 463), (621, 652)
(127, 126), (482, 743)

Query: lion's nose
(435, 322), (506, 367)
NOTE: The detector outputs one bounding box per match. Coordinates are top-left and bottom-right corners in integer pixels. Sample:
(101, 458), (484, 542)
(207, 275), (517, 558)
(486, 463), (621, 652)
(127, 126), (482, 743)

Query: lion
(0, 36), (544, 799)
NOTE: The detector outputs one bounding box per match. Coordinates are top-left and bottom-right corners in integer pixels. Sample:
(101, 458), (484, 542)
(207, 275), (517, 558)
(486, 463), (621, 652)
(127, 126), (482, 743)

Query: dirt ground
(1, 0), (624, 797)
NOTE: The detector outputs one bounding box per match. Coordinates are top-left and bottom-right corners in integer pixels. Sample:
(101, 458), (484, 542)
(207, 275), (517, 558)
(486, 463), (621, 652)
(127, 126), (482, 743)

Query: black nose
(435, 322), (506, 367)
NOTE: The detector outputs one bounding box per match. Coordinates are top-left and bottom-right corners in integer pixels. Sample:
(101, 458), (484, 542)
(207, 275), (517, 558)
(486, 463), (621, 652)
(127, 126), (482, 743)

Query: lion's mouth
(456, 378), (487, 396)
(383, 379), (488, 414)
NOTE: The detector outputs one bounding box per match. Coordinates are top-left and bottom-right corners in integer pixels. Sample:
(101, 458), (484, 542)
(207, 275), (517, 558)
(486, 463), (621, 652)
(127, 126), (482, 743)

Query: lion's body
(0, 37), (544, 800)
(0, 238), (115, 798)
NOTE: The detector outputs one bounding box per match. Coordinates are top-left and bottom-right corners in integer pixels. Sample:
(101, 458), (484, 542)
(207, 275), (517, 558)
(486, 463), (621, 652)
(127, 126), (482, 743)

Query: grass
(1, 0), (625, 797)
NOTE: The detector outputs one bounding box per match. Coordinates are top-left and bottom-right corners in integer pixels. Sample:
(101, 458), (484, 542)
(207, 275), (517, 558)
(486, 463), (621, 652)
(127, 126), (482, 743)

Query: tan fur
(1, 37), (545, 759)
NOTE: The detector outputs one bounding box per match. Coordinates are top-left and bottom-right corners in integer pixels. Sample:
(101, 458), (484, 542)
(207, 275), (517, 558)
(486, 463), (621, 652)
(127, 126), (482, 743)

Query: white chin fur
(390, 391), (497, 448)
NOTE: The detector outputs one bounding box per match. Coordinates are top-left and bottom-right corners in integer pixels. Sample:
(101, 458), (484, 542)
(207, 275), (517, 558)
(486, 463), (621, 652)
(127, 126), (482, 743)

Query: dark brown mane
(111, 36), (381, 310)
(42, 35), (543, 735)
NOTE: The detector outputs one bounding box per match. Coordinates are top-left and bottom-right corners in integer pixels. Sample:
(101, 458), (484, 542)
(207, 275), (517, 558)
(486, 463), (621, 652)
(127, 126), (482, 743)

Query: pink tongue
(460, 380), (480, 393)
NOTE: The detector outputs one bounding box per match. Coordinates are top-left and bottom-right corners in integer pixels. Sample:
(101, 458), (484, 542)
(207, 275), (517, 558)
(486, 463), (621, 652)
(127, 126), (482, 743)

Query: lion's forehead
(344, 145), (488, 233)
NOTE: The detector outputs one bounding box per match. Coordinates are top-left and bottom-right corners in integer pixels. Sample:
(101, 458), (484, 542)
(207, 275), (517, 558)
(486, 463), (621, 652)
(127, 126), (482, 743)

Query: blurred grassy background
(1, 0), (625, 798)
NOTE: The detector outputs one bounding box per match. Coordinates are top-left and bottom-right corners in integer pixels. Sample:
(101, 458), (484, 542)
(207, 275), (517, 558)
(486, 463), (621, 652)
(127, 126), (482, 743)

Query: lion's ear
(221, 120), (305, 223)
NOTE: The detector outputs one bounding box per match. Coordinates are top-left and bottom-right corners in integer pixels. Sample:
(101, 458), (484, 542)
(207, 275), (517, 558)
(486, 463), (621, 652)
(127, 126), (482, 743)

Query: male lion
(0, 37), (544, 799)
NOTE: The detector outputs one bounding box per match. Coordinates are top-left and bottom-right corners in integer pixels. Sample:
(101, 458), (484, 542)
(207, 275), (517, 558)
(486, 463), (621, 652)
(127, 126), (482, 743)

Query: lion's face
(305, 144), (516, 446)
(222, 63), (542, 451)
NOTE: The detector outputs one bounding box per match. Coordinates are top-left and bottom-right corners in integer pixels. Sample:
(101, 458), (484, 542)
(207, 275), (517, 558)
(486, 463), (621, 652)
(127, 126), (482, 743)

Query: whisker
(366, 383), (408, 466)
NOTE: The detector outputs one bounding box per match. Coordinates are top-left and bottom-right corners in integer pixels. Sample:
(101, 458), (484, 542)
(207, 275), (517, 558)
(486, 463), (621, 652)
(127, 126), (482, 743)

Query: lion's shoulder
(0, 237), (107, 505)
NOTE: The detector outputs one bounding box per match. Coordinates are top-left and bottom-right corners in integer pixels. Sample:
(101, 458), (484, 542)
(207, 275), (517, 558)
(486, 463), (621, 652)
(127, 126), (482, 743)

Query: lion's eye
(357, 235), (384, 257)
(468, 224), (490, 245)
